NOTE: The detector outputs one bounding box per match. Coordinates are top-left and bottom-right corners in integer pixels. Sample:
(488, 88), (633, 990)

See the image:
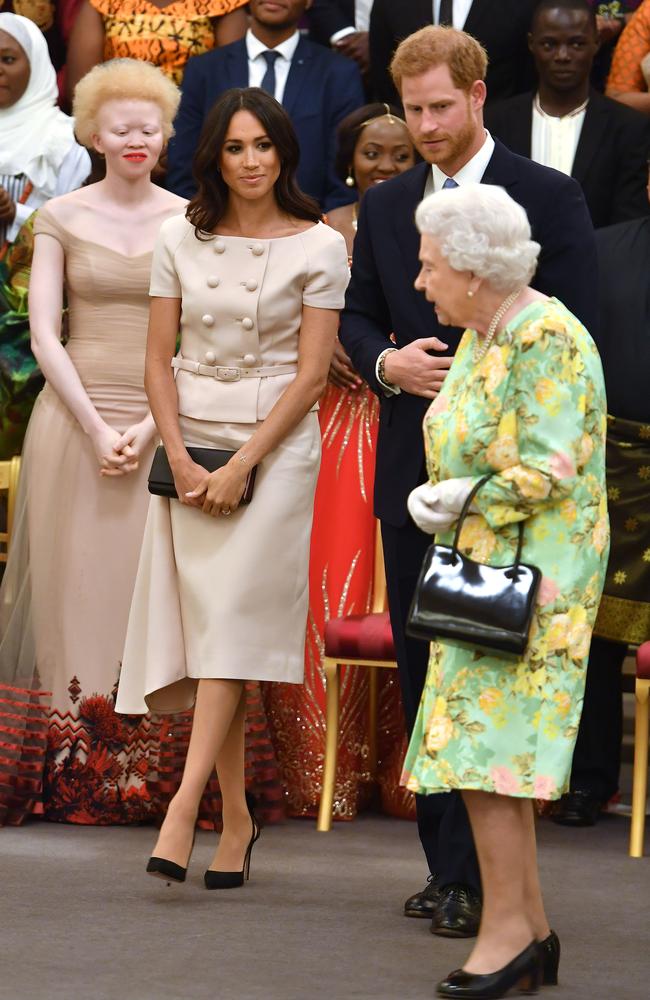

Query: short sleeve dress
(401, 298), (609, 802)
(115, 218), (349, 715)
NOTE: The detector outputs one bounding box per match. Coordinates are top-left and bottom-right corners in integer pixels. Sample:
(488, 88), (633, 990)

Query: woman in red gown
(264, 104), (418, 821)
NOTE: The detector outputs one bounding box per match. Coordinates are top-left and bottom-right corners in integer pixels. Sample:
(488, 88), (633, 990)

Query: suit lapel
(481, 140), (520, 191)
(225, 40), (249, 88)
(463, 0), (488, 33)
(282, 37), (311, 118)
(393, 162), (429, 261)
(571, 94), (608, 184)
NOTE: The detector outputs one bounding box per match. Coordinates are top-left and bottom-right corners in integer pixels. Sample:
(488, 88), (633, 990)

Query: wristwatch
(376, 348), (400, 395)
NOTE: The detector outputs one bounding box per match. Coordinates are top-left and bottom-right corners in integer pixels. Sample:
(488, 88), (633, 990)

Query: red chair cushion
(324, 611), (396, 662)
(637, 642), (650, 680)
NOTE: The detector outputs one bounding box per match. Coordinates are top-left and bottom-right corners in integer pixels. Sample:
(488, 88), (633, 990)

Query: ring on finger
(221, 507), (232, 516)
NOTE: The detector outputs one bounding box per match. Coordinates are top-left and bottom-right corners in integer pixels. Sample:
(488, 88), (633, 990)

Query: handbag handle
(450, 474), (525, 567)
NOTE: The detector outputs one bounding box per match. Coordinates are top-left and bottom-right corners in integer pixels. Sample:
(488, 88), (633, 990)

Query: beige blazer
(150, 215), (349, 424)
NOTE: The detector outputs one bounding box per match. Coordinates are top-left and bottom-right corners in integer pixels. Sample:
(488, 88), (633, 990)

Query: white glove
(407, 477), (476, 535)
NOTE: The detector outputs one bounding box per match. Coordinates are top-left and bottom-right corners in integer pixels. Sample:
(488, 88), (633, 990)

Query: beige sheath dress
(115, 216), (349, 715)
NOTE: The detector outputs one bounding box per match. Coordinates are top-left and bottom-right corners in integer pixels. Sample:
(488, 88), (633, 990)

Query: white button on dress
(241, 317), (254, 330)
(205, 350), (216, 364)
(244, 279), (258, 292)
(202, 314), (215, 327)
(207, 276), (220, 288)
(250, 244), (264, 256)
(242, 353), (256, 366)
(214, 240), (226, 254)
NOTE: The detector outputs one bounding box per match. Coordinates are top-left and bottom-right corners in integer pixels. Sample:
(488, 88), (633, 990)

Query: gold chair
(630, 642), (650, 857)
(0, 456), (21, 563)
(317, 522), (398, 832)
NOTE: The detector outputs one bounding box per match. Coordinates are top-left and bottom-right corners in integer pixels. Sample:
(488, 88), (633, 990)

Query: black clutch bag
(148, 445), (257, 503)
(407, 475), (541, 656)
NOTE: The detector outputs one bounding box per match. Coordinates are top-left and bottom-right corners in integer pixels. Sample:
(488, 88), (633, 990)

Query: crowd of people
(0, 0), (648, 996)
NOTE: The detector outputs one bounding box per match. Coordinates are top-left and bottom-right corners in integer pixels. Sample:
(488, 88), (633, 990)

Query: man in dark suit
(369, 0), (536, 105)
(166, 0), (365, 211)
(308, 0), (371, 76)
(485, 0), (650, 228)
(340, 24), (596, 939)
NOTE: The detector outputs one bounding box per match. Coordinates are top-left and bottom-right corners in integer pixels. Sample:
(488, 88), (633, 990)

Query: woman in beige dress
(115, 87), (349, 887)
(0, 59), (186, 824)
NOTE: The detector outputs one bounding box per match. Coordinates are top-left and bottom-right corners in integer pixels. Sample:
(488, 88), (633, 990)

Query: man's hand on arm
(382, 337), (453, 398)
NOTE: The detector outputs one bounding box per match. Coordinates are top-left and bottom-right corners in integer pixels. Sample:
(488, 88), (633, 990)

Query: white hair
(415, 183), (541, 293)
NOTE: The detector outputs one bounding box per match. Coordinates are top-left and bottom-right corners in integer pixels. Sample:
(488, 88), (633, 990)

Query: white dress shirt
(531, 94), (587, 177)
(330, 0), (373, 42)
(428, 129), (496, 193)
(246, 28), (301, 105)
(433, 0), (473, 28)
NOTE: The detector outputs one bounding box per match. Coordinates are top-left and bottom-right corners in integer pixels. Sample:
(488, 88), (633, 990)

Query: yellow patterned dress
(401, 298), (609, 801)
(90, 0), (248, 84)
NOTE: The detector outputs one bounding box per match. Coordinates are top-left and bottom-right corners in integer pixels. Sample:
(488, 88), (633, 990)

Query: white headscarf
(0, 12), (80, 196)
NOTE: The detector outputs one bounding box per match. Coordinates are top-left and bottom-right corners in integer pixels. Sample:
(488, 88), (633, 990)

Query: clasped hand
(93, 418), (154, 477)
(181, 457), (249, 517)
(408, 477), (475, 535)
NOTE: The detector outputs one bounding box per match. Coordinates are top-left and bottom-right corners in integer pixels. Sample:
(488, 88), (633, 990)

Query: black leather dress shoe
(552, 790), (603, 827)
(436, 940), (541, 997)
(431, 884), (482, 938)
(404, 874), (441, 917)
(540, 930), (560, 985)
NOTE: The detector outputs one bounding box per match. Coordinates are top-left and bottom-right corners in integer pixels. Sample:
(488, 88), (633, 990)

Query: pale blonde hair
(73, 59), (180, 147)
(390, 25), (488, 94)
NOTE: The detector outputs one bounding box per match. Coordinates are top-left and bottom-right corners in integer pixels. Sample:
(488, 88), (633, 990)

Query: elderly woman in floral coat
(403, 183), (608, 999)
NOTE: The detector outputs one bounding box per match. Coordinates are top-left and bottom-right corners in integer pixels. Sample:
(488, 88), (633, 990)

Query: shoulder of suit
(591, 91), (650, 130)
(158, 212), (194, 250)
(184, 37), (243, 75)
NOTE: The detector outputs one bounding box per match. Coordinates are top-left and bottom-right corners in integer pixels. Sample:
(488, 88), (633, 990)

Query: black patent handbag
(407, 475), (541, 656)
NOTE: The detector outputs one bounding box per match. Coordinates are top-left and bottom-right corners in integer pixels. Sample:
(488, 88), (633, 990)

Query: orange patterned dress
(607, 0), (650, 95)
(263, 382), (416, 822)
(89, 0), (248, 84)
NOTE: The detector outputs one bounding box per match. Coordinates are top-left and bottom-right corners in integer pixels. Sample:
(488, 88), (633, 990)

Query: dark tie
(442, 177), (458, 189)
(261, 50), (280, 97)
(439, 0), (453, 26)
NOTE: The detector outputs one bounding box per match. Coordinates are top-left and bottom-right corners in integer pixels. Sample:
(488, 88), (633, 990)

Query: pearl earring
(345, 169), (355, 188)
(467, 289), (474, 298)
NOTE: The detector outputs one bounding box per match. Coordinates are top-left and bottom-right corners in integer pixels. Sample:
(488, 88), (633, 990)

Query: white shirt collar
(246, 28), (301, 63)
(430, 130), (496, 192)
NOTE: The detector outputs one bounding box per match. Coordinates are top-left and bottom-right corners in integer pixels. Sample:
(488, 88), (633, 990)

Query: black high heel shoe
(540, 930), (560, 986)
(146, 831), (196, 885)
(204, 791), (261, 890)
(436, 940), (542, 998)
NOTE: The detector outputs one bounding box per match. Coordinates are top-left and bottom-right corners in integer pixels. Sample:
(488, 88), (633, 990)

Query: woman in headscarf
(0, 11), (90, 457)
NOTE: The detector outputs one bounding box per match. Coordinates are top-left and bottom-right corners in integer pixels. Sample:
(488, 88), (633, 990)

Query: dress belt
(172, 358), (298, 382)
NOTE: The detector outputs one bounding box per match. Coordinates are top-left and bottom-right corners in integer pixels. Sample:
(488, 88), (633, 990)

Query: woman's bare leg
(460, 790), (535, 974)
(151, 677), (244, 866)
(208, 684), (255, 872)
(520, 798), (551, 940)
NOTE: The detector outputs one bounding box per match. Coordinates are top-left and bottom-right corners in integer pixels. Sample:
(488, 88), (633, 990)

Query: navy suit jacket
(339, 141), (598, 526)
(166, 36), (365, 212)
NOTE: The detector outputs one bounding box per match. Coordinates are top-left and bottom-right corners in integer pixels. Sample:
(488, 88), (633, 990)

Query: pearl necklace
(473, 289), (522, 365)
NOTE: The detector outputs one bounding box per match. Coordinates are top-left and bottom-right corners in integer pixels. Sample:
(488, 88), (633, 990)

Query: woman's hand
(169, 454), (209, 508)
(186, 458), (249, 517)
(328, 340), (364, 390)
(0, 186), (16, 225)
(90, 422), (130, 476)
(407, 478), (476, 534)
(108, 417), (157, 475)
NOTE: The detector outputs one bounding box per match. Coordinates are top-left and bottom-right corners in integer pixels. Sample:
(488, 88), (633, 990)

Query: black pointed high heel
(540, 930), (560, 986)
(146, 830), (196, 885)
(436, 940), (542, 998)
(204, 790), (261, 890)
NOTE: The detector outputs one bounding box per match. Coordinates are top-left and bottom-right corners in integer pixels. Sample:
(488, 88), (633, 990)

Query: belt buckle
(216, 366), (241, 382)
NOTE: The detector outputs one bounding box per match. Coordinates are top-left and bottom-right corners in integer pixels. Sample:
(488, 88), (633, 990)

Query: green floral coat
(402, 299), (609, 801)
